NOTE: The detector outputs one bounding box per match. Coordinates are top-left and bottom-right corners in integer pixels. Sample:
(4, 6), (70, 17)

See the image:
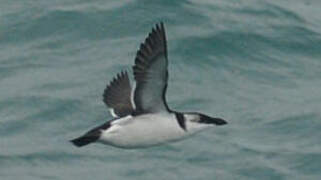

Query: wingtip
(154, 22), (165, 31)
(160, 21), (165, 29)
(158, 21), (164, 26)
(121, 70), (126, 77)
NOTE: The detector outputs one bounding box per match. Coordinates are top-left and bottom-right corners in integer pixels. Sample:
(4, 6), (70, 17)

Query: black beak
(199, 114), (227, 125)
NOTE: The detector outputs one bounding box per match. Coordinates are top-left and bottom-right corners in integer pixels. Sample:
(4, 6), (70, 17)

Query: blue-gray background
(1, 0), (321, 179)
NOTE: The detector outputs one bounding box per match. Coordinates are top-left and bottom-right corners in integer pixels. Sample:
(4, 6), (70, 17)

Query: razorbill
(70, 22), (227, 149)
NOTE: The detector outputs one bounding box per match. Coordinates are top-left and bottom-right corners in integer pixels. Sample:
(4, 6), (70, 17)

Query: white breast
(99, 113), (189, 148)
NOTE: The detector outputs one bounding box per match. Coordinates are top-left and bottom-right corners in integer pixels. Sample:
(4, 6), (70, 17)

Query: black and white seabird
(70, 22), (227, 149)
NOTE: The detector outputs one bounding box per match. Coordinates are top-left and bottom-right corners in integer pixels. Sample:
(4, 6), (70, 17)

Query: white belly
(99, 113), (189, 148)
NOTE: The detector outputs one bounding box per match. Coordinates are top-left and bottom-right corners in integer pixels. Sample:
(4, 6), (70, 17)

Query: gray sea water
(1, 0), (321, 179)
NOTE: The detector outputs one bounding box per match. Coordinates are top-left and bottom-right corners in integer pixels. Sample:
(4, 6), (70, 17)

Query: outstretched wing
(132, 22), (170, 114)
(103, 71), (134, 117)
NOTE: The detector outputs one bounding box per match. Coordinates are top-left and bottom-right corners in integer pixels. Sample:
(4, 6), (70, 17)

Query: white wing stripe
(131, 82), (137, 110)
(109, 108), (118, 118)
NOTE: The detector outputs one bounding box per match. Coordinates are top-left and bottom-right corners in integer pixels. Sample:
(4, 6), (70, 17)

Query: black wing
(132, 22), (170, 114)
(103, 71), (134, 117)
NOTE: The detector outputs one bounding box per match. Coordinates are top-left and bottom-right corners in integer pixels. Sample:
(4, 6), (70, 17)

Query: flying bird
(70, 22), (227, 149)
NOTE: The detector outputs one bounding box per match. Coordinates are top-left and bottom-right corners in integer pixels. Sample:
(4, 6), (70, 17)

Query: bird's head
(182, 112), (227, 133)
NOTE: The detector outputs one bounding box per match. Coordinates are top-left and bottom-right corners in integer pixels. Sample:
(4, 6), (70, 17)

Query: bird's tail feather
(70, 121), (110, 147)
(70, 135), (98, 147)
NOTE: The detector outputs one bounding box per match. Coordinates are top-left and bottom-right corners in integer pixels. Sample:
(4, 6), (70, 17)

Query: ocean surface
(1, 0), (321, 179)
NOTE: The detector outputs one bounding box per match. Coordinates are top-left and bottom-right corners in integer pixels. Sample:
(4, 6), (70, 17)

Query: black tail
(70, 121), (111, 147)
(70, 134), (99, 147)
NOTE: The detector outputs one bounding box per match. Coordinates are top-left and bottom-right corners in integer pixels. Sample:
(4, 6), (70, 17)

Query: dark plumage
(133, 22), (170, 114)
(103, 71), (134, 117)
